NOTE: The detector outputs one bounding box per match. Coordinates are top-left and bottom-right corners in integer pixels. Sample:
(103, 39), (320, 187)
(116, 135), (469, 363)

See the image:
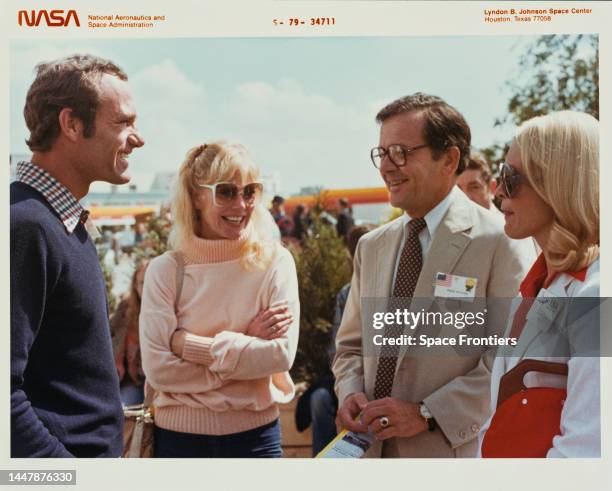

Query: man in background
(336, 197), (355, 243)
(456, 152), (497, 211)
(270, 194), (293, 238)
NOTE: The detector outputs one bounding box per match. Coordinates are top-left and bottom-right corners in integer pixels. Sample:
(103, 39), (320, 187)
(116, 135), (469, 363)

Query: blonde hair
(169, 140), (278, 270)
(513, 111), (599, 272)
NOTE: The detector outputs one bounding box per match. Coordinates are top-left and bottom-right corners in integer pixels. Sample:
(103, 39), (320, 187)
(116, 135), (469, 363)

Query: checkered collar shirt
(15, 161), (92, 235)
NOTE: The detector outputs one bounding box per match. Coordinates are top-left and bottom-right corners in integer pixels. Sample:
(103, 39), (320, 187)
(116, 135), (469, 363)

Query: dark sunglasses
(499, 162), (523, 198)
(198, 182), (263, 207)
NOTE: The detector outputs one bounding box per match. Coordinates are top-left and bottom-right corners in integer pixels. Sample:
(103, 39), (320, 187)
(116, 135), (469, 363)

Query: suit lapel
(374, 219), (404, 298)
(414, 191), (475, 298)
(510, 281), (568, 359)
(415, 226), (472, 298)
(365, 220), (403, 363)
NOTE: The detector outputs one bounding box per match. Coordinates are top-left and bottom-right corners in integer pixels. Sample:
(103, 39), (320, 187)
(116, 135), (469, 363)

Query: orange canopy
(88, 206), (157, 219)
(284, 187), (388, 213)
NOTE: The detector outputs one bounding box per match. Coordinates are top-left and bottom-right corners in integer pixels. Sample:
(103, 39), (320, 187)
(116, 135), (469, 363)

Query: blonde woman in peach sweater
(140, 142), (299, 458)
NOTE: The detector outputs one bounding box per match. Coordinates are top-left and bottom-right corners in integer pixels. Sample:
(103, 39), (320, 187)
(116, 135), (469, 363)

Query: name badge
(533, 288), (564, 326)
(433, 272), (477, 302)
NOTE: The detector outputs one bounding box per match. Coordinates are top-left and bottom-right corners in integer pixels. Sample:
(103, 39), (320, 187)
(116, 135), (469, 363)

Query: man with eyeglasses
(333, 93), (535, 458)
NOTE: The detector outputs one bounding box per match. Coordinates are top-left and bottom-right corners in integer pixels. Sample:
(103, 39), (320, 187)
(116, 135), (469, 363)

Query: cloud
(126, 59), (208, 189)
(9, 51), (384, 195)
(131, 59), (205, 111)
(230, 78), (371, 134)
(10, 43), (110, 85)
(223, 79), (381, 193)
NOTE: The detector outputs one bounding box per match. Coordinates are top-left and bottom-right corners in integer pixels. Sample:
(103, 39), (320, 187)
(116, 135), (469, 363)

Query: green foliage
(481, 34), (598, 164)
(290, 204), (352, 385)
(97, 247), (117, 314)
(500, 34), (598, 126)
(134, 212), (172, 262)
(385, 207), (403, 224)
(479, 143), (508, 175)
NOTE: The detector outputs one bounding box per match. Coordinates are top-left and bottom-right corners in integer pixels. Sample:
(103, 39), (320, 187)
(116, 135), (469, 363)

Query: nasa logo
(18, 10), (81, 27)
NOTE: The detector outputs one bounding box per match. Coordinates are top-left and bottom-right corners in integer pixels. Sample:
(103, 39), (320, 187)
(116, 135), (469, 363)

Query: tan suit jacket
(333, 189), (535, 457)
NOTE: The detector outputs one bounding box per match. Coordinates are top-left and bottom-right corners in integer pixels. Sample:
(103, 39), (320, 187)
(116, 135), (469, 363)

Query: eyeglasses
(370, 143), (429, 169)
(499, 162), (523, 198)
(197, 182), (263, 207)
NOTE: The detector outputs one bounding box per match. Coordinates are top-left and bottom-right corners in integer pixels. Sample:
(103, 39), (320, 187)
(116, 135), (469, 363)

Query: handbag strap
(497, 359), (568, 408)
(143, 381), (155, 407)
(171, 250), (185, 314)
(142, 250), (185, 408)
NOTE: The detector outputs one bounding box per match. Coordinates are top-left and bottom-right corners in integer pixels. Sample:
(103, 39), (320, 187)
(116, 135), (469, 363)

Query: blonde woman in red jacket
(478, 111), (600, 458)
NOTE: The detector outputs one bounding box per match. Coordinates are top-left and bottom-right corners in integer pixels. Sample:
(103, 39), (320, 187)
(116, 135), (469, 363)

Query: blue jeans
(310, 387), (337, 456)
(120, 381), (144, 406)
(154, 419), (282, 458)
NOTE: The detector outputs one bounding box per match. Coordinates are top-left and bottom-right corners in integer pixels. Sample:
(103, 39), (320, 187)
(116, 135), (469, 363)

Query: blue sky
(11, 36), (536, 194)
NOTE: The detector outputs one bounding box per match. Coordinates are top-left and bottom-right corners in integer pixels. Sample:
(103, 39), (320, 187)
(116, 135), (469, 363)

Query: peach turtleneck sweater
(139, 234), (299, 435)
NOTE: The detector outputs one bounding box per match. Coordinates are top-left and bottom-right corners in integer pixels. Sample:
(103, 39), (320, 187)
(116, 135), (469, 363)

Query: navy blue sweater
(10, 182), (123, 457)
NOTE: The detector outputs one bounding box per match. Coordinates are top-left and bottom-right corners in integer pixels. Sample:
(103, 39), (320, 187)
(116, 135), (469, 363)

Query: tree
(481, 34), (598, 166)
(500, 34), (598, 125)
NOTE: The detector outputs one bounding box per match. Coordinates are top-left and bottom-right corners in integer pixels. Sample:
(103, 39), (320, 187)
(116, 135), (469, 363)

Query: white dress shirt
(391, 185), (459, 287)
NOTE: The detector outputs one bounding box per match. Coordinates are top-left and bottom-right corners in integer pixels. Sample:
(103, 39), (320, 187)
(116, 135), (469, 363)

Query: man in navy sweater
(11, 54), (145, 457)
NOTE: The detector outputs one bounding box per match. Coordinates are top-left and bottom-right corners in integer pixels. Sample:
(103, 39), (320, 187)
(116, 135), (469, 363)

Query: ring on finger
(269, 325), (278, 333)
(379, 416), (390, 428)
